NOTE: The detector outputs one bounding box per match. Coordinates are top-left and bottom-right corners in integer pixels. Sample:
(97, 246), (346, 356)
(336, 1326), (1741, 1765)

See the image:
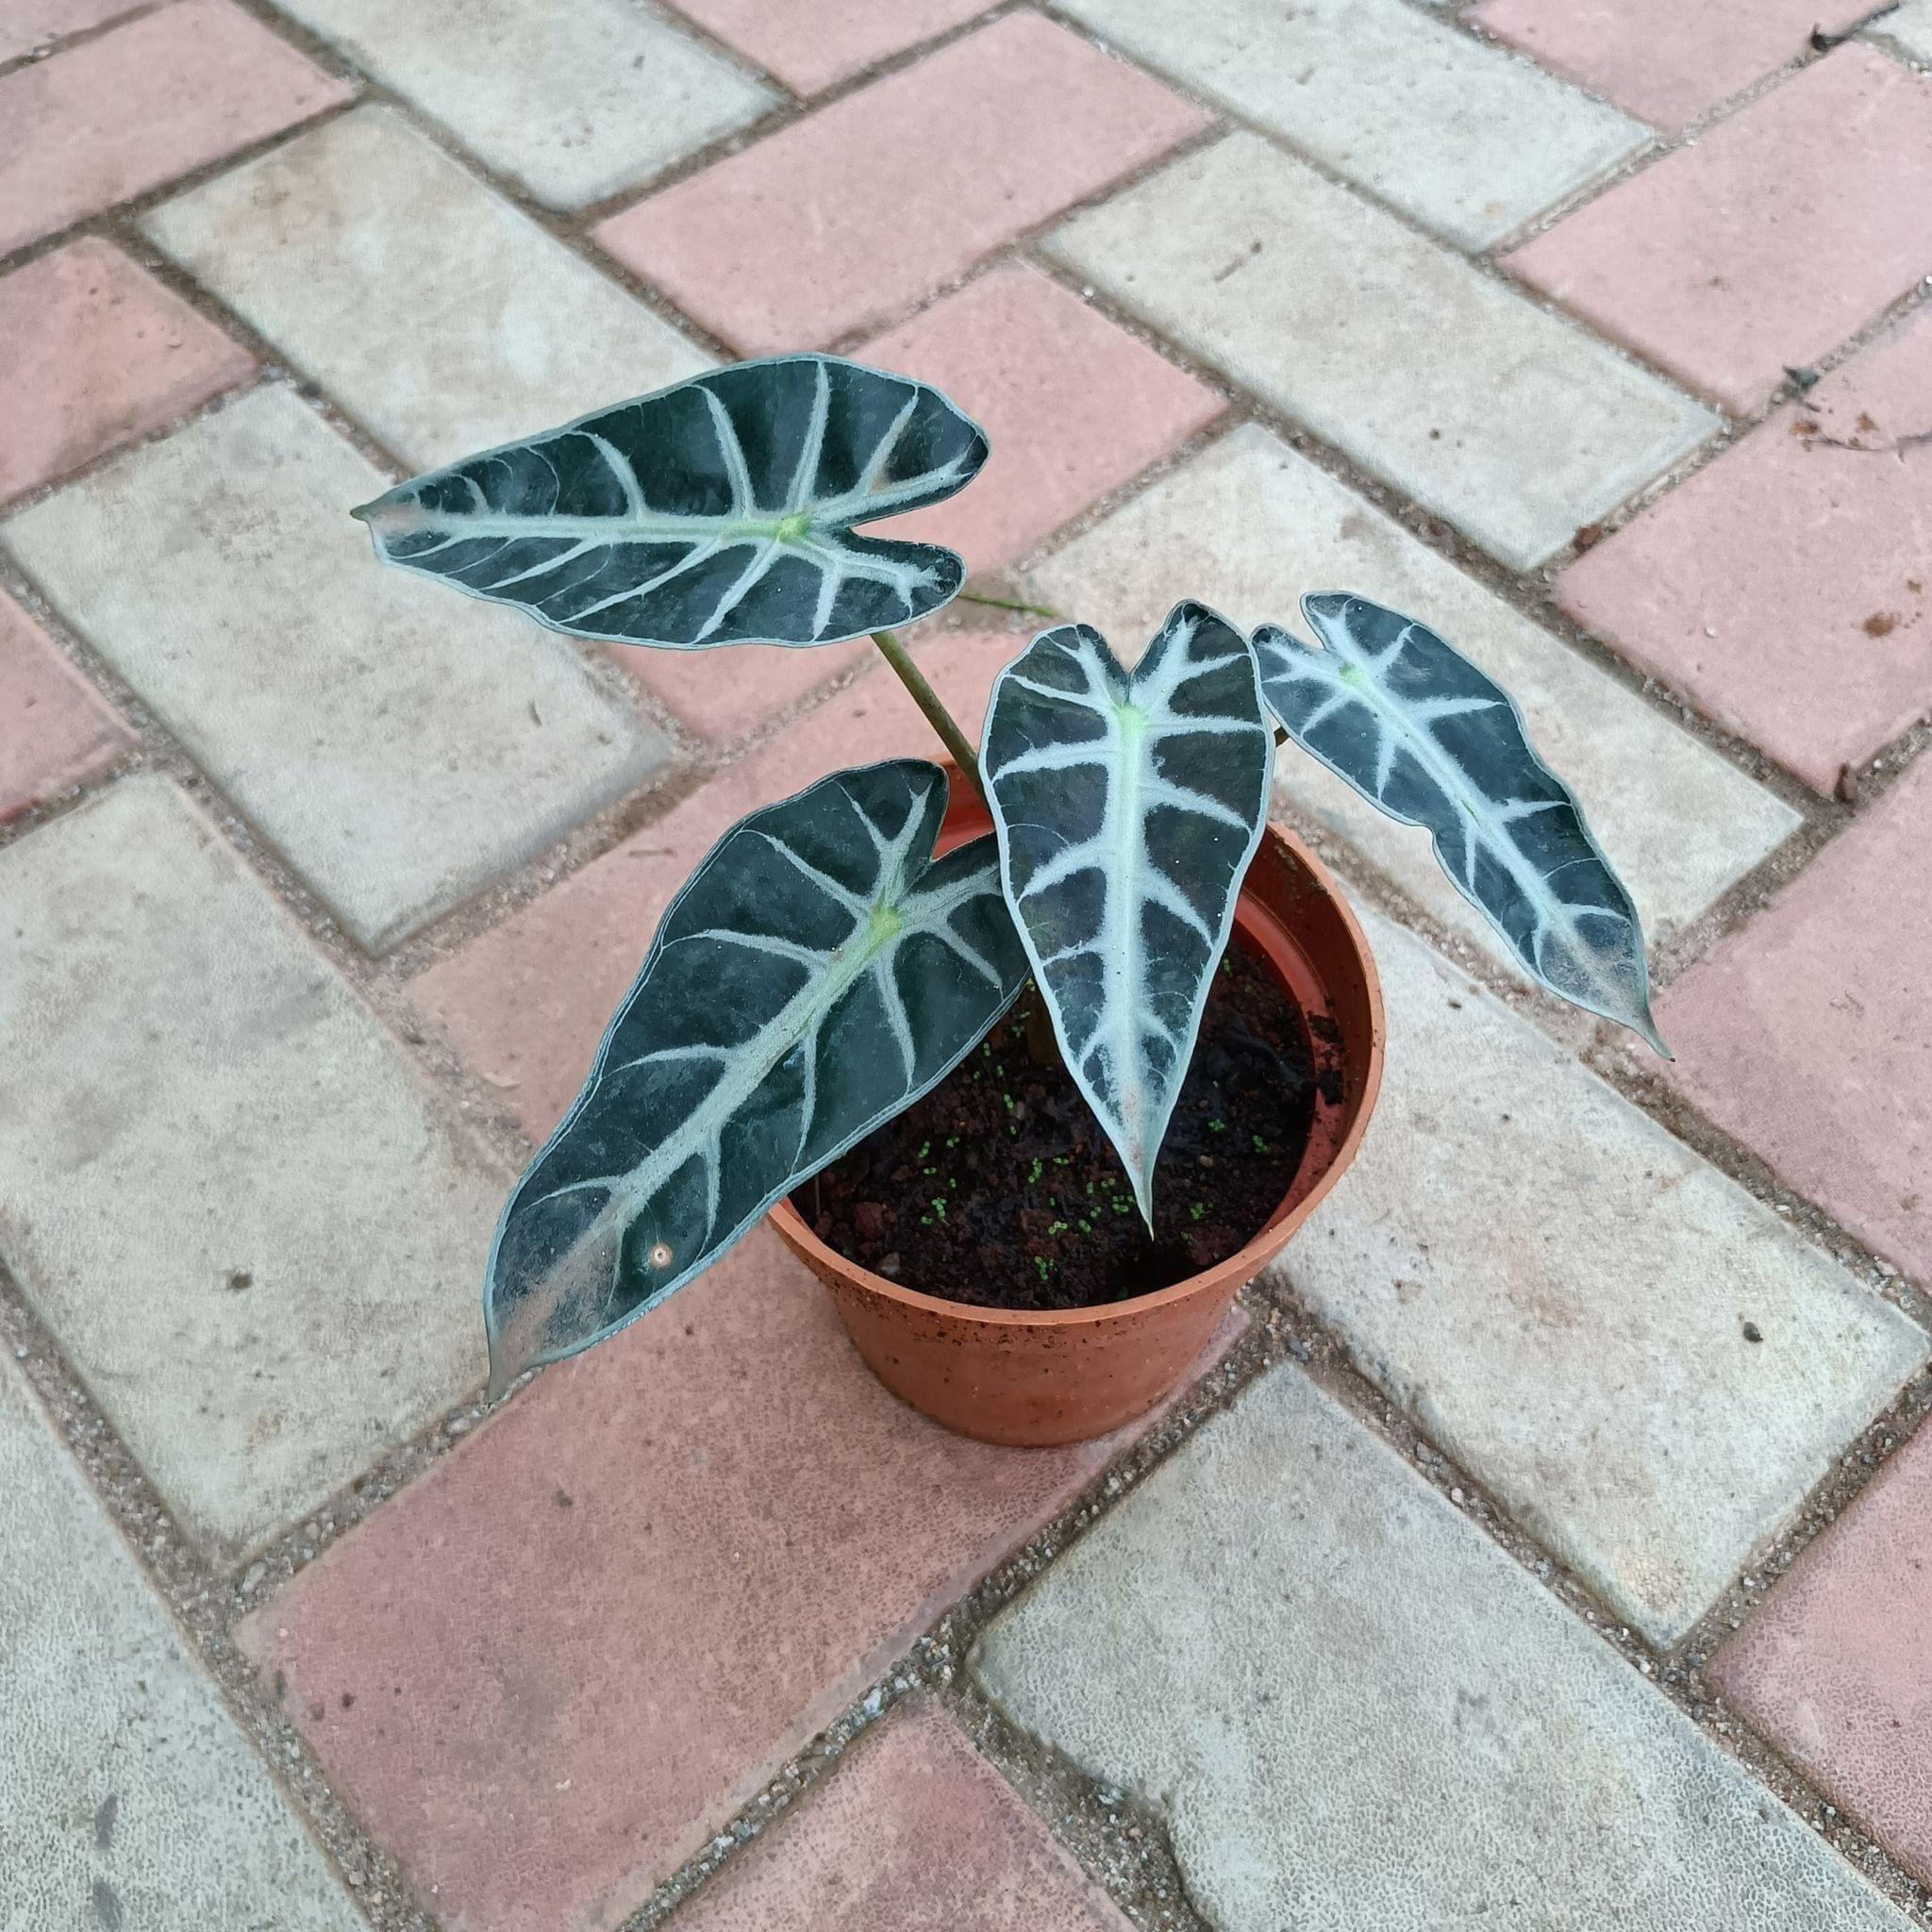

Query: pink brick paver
(593, 11), (1208, 353)
(413, 624), (1025, 1140)
(0, 591), (130, 820)
(609, 635), (874, 746)
(0, 239), (254, 508)
(1506, 46), (1932, 413)
(1709, 1414), (1932, 1883)
(675, 1701), (1134, 1931)
(1470, 0), (1870, 131)
(861, 261), (1224, 573)
(0, 0), (354, 256)
(0, 0), (142, 62)
(1558, 307), (1932, 793)
(1660, 752), (1932, 1282)
(666, 0), (990, 95)
(239, 1231), (1236, 1932)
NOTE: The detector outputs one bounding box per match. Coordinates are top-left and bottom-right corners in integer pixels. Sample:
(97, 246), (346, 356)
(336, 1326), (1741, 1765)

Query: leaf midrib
(1106, 698), (1149, 1164)
(365, 468), (952, 548)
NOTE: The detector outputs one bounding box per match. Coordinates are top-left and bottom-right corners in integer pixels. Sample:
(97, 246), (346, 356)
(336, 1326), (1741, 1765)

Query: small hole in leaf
(647, 1242), (673, 1269)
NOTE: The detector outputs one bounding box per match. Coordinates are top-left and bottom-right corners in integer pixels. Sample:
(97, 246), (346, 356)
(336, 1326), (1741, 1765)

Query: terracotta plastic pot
(770, 771), (1385, 1446)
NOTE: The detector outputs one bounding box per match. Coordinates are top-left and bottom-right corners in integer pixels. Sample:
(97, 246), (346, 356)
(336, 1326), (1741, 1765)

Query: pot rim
(766, 812), (1386, 1330)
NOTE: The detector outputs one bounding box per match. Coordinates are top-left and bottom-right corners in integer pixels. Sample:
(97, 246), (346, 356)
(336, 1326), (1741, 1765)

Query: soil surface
(799, 943), (1317, 1309)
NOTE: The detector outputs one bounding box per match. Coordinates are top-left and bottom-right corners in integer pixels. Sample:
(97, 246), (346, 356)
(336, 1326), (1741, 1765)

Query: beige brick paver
(270, 0), (774, 208)
(1277, 910), (1927, 1646)
(1, 1357), (361, 1928)
(1889, 0), (1932, 58)
(1049, 133), (1717, 570)
(1053, 0), (1648, 248)
(142, 106), (713, 468)
(973, 1367), (1917, 1930)
(3, 386), (668, 950)
(0, 776), (505, 1555)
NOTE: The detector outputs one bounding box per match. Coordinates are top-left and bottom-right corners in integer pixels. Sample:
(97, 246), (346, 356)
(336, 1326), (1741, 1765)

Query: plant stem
(1024, 989), (1063, 1072)
(870, 628), (988, 806)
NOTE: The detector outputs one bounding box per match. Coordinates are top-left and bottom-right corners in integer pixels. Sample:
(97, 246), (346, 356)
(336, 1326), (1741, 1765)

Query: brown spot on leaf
(1863, 612), (1899, 638)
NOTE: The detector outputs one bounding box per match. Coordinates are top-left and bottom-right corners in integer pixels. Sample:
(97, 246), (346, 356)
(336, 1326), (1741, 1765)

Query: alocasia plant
(355, 354), (1667, 1396)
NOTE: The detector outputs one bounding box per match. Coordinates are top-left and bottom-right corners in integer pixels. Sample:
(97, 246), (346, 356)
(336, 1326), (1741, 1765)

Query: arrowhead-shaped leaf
(1254, 592), (1667, 1054)
(352, 356), (988, 650)
(981, 603), (1275, 1226)
(486, 760), (1026, 1393)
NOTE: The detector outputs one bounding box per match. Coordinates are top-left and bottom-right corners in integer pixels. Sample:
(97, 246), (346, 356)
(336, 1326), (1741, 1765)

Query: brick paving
(0, 590), (129, 819)
(0, 238), (253, 507)
(1469, 0), (1871, 130)
(1049, 130), (1718, 570)
(1560, 306), (1932, 794)
(3, 6), (1931, 1930)
(1710, 1415), (1932, 1886)
(1506, 45), (1932, 414)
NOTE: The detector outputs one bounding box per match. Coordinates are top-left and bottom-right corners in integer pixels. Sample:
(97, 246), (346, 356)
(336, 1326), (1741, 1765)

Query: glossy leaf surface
(1254, 592), (1665, 1052)
(353, 356), (988, 649)
(981, 603), (1274, 1225)
(486, 761), (1025, 1391)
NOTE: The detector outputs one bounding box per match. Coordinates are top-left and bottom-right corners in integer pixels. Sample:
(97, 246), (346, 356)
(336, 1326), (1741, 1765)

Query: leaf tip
(484, 1330), (528, 1404)
(483, 1271), (554, 1404)
(350, 494), (419, 541)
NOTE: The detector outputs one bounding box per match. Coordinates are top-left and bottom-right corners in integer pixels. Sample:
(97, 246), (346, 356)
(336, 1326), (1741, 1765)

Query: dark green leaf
(982, 603), (1275, 1224)
(484, 760), (1026, 1392)
(1254, 592), (1666, 1053)
(352, 356), (987, 650)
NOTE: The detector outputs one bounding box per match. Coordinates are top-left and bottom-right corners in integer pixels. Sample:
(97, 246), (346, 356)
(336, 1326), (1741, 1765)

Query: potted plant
(353, 356), (1664, 1444)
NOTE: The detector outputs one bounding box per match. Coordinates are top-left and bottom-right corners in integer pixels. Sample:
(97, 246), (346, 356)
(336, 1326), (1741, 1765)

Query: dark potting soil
(797, 942), (1318, 1310)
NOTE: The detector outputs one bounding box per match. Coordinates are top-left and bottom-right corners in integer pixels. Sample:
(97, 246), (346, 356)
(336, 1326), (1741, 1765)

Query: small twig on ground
(1810, 1), (1898, 51)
